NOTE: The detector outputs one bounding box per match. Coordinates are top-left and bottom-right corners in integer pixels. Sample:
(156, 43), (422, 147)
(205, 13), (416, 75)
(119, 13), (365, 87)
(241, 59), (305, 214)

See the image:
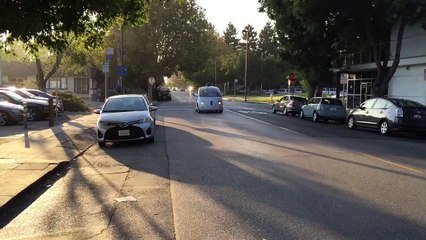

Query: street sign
(118, 66), (128, 76)
(148, 77), (155, 85)
(102, 63), (109, 73)
(105, 47), (114, 61)
(288, 72), (297, 82)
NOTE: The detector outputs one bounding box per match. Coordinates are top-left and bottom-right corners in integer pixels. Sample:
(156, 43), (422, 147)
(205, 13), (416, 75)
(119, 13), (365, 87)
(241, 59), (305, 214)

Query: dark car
(0, 101), (24, 126)
(0, 90), (50, 121)
(154, 87), (172, 101)
(26, 89), (64, 112)
(347, 97), (426, 135)
(0, 87), (58, 111)
(272, 95), (307, 116)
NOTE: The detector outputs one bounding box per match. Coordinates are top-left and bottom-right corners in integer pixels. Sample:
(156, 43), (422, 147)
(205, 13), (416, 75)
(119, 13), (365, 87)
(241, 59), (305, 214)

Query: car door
(369, 98), (391, 127)
(279, 96), (289, 111)
(304, 98), (318, 117)
(356, 98), (377, 126)
(275, 96), (284, 111)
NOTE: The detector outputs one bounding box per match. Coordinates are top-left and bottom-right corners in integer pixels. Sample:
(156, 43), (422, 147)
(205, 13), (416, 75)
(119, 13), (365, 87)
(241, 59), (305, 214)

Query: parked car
(0, 101), (24, 126)
(0, 87), (58, 111)
(94, 94), (157, 147)
(26, 88), (64, 112)
(272, 95), (307, 116)
(0, 90), (50, 121)
(347, 97), (426, 135)
(195, 86), (223, 113)
(154, 87), (172, 101)
(300, 97), (347, 123)
(277, 88), (289, 94)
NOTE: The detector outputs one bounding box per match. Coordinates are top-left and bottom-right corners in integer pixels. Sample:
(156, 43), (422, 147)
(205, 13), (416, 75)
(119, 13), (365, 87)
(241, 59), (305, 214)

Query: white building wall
(388, 24), (426, 105)
(391, 24), (426, 59)
(389, 64), (426, 105)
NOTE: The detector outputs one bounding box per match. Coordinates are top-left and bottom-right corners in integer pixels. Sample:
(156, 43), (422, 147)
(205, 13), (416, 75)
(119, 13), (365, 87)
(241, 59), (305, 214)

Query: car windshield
(388, 98), (425, 107)
(290, 96), (306, 102)
(20, 89), (37, 98)
(199, 88), (222, 97)
(103, 97), (148, 113)
(322, 98), (343, 106)
(0, 91), (24, 101)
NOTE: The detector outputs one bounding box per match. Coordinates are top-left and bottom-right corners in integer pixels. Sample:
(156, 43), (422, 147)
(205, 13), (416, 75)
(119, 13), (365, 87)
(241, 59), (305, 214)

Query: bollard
(23, 101), (28, 129)
(48, 98), (54, 127)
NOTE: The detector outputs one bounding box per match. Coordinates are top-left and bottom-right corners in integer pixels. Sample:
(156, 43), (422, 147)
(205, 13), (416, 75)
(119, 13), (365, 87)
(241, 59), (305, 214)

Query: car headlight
(218, 101), (222, 105)
(200, 101), (204, 105)
(136, 117), (152, 124)
(99, 121), (117, 126)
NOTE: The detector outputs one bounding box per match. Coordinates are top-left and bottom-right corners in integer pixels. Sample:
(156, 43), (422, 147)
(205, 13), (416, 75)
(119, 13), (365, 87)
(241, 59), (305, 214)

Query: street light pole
(120, 24), (124, 94)
(243, 29), (249, 102)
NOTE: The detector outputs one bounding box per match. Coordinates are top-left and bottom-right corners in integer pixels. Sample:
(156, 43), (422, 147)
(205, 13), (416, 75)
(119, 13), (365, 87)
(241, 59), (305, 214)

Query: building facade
(344, 23), (426, 108)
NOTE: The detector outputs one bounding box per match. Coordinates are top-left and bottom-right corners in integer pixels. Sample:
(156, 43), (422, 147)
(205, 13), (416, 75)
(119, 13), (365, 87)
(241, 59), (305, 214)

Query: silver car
(195, 86), (223, 113)
(300, 97), (347, 123)
(95, 94), (157, 147)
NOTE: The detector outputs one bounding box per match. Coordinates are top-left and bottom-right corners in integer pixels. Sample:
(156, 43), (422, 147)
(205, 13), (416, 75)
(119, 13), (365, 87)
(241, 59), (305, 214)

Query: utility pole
(120, 24), (124, 94)
(243, 29), (250, 102)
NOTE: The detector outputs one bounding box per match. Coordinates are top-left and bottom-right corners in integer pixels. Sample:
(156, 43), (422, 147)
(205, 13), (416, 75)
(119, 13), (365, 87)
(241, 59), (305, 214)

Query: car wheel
(0, 111), (9, 126)
(219, 109), (223, 113)
(299, 110), (305, 119)
(98, 140), (106, 147)
(347, 116), (356, 129)
(283, 107), (288, 115)
(312, 111), (319, 122)
(379, 120), (391, 135)
(272, 105), (277, 114)
(27, 107), (39, 121)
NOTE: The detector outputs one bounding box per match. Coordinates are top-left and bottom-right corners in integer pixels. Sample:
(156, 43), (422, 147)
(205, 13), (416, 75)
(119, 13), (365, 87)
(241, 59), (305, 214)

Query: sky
(196, 0), (272, 35)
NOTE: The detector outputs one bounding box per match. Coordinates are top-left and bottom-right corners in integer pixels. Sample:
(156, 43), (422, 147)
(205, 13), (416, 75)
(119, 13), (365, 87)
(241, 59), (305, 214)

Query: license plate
(118, 130), (130, 136)
(413, 114), (422, 119)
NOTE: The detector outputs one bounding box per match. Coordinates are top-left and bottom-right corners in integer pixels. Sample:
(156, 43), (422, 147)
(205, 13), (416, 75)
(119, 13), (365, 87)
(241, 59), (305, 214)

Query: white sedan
(94, 94), (157, 147)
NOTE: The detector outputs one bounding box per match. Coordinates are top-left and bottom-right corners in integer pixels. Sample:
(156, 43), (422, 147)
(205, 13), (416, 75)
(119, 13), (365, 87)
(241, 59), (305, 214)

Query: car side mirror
(193, 93), (198, 97)
(93, 109), (101, 114)
(150, 106), (158, 111)
(359, 106), (365, 110)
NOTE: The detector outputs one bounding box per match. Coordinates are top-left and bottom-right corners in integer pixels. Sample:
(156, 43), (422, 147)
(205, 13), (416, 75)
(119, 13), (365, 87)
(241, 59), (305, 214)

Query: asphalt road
(0, 91), (425, 239)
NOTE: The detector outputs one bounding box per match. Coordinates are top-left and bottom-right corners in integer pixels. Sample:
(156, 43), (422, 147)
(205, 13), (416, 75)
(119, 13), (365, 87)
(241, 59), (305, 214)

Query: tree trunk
(372, 19), (406, 97)
(35, 54), (63, 92)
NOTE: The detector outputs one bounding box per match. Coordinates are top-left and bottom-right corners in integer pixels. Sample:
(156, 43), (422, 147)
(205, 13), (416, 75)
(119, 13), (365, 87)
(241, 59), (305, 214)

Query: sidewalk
(0, 104), (102, 221)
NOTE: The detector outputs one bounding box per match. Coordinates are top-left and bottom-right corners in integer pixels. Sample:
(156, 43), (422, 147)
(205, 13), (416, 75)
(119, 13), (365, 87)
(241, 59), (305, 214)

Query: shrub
(54, 91), (88, 112)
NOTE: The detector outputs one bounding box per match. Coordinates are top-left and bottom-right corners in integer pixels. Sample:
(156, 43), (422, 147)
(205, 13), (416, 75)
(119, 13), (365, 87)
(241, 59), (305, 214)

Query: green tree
(241, 25), (258, 52)
(0, 0), (150, 53)
(115, 0), (217, 90)
(258, 21), (279, 58)
(259, 0), (342, 98)
(223, 23), (240, 50)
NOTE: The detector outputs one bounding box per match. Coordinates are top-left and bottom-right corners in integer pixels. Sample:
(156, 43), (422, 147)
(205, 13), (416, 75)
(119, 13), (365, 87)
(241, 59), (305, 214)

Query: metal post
(244, 29), (249, 102)
(48, 98), (54, 127)
(120, 24), (124, 94)
(105, 72), (108, 101)
(23, 101), (27, 129)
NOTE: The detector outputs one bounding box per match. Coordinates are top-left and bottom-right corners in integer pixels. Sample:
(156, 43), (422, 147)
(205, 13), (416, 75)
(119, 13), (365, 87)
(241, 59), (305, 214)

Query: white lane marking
(237, 110), (268, 115)
(227, 109), (305, 136)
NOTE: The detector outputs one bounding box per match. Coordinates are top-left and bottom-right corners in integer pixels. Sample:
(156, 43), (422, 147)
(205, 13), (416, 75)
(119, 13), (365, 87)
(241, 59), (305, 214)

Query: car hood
(99, 110), (150, 123)
(23, 98), (49, 106)
(0, 101), (24, 110)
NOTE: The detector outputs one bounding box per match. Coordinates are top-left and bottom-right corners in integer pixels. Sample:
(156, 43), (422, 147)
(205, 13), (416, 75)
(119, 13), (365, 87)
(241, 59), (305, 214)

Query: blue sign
(118, 66), (128, 76)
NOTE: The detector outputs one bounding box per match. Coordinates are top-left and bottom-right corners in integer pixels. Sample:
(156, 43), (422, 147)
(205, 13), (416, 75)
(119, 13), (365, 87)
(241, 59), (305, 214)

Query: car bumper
(97, 122), (155, 142)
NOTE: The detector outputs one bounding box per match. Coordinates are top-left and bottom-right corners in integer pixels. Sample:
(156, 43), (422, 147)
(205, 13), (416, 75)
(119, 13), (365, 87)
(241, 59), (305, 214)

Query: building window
(47, 77), (67, 89)
(8, 77), (24, 83)
(74, 78), (89, 94)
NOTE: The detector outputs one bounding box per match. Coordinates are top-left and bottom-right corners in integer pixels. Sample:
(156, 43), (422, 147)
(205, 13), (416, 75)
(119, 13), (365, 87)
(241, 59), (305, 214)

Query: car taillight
(395, 108), (403, 117)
